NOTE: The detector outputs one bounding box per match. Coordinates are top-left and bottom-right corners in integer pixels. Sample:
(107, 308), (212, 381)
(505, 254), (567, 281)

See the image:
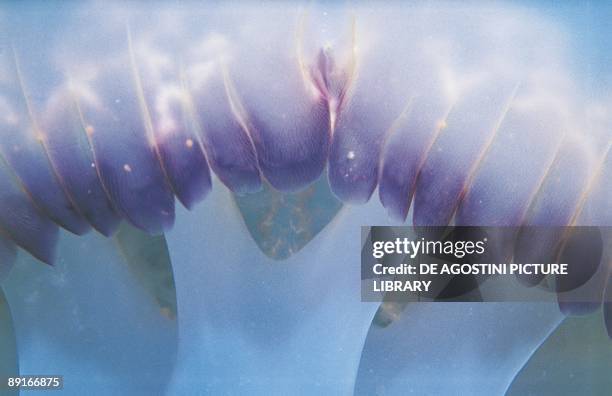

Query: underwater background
(0, 1), (611, 395)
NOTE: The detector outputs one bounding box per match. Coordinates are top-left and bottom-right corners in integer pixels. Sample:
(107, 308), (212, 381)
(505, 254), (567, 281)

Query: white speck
(185, 138), (194, 148)
(123, 164), (132, 172)
(90, 162), (95, 168)
(347, 150), (355, 160)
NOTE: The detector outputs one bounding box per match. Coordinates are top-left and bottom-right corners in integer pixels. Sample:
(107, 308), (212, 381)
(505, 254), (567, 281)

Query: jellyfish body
(0, 1), (610, 395)
(1, 3), (609, 260)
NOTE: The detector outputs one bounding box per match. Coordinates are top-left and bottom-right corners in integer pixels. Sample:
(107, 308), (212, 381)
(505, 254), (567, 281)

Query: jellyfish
(0, 1), (610, 395)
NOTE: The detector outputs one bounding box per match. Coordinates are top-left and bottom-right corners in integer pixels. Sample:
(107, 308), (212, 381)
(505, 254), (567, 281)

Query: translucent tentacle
(2, 231), (178, 394)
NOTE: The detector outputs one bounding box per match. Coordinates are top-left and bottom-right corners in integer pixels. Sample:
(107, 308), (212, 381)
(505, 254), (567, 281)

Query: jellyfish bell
(0, 1), (609, 395)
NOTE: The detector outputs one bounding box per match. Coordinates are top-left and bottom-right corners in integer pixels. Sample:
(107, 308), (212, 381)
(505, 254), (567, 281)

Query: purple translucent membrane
(0, 158), (58, 264)
(228, 9), (342, 193)
(154, 126), (212, 210)
(188, 68), (262, 194)
(39, 89), (122, 235)
(522, 138), (595, 227)
(328, 95), (389, 203)
(570, 170), (610, 314)
(75, 66), (175, 234)
(325, 9), (419, 205)
(245, 89), (330, 193)
(413, 78), (517, 226)
(0, 52), (90, 235)
(574, 147), (611, 227)
(135, 41), (212, 209)
(456, 96), (566, 227)
(379, 92), (452, 221)
(514, 139), (596, 286)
